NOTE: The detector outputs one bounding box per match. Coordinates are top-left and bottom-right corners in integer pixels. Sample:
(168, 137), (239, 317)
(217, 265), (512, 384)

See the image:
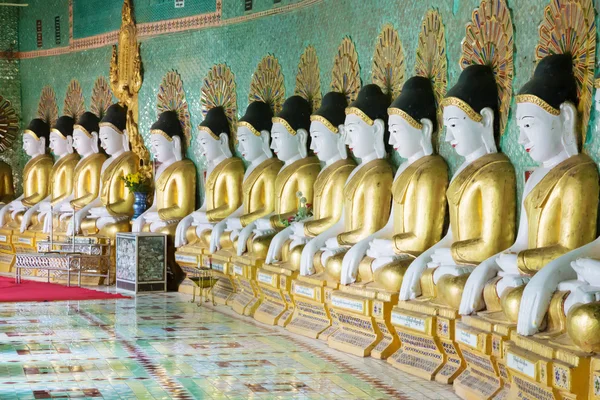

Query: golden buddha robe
(185, 157), (244, 246)
(71, 153), (107, 211)
(276, 158), (355, 269)
(492, 154), (599, 322)
(431, 153), (516, 309)
(4, 154), (53, 228)
(322, 158), (394, 281)
(141, 159), (197, 237)
(250, 156), (321, 256)
(358, 155), (449, 291)
(239, 158), (283, 227)
(80, 151), (139, 238)
(0, 161), (14, 204)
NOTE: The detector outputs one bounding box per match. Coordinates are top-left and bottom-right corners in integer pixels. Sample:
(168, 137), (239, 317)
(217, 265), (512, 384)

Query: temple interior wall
(3, 0), (600, 204)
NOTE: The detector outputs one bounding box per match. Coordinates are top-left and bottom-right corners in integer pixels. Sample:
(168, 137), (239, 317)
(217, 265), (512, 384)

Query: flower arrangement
(280, 191), (313, 227)
(121, 172), (151, 193)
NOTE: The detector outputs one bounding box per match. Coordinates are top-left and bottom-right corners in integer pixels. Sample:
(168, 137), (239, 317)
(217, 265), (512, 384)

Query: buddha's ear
(296, 129), (308, 158)
(219, 132), (233, 157)
(559, 102), (578, 156)
(122, 129), (131, 151)
(39, 137), (47, 152)
(479, 107), (497, 154)
(373, 119), (386, 159)
(420, 118), (434, 156)
(172, 135), (183, 161)
(337, 125), (348, 159)
(259, 130), (272, 157)
(66, 136), (74, 154)
(91, 132), (100, 153)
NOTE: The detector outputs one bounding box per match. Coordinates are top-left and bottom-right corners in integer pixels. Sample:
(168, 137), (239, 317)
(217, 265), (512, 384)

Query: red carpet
(0, 277), (130, 302)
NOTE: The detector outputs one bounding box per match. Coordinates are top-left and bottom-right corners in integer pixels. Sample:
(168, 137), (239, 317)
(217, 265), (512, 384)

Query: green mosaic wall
(0, 6), (24, 193)
(15, 0), (600, 205)
(18, 0), (69, 52)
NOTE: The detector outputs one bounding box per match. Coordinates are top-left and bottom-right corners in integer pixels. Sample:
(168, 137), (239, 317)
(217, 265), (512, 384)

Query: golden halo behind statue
(0, 96), (18, 153)
(295, 45), (322, 112)
(201, 63), (238, 134)
(536, 0), (595, 146)
(37, 86), (59, 127)
(90, 76), (113, 120)
(460, 0), (514, 136)
(415, 9), (447, 150)
(249, 55), (285, 115)
(158, 70), (192, 147)
(372, 24), (405, 100)
(63, 79), (85, 121)
(331, 37), (361, 104)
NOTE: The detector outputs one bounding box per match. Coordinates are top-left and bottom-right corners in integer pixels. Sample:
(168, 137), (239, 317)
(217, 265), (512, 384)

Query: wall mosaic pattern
(6, 0), (600, 205)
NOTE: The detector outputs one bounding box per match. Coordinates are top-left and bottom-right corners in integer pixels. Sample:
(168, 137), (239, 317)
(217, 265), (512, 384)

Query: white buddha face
(309, 120), (340, 162)
(388, 114), (424, 159)
(151, 133), (176, 163)
(99, 126), (125, 156)
(23, 134), (41, 157)
(49, 131), (70, 157)
(237, 126), (264, 162)
(443, 105), (486, 157)
(516, 102), (564, 163)
(73, 129), (95, 156)
(344, 114), (377, 159)
(271, 122), (300, 162)
(197, 131), (224, 160)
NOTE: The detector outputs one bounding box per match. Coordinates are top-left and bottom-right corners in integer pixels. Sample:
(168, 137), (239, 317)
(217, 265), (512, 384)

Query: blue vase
(132, 192), (148, 220)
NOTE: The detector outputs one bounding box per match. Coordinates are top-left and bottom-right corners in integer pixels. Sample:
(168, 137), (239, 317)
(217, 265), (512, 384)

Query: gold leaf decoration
(37, 86), (59, 127)
(460, 0), (514, 135)
(415, 9), (448, 149)
(249, 55), (285, 114)
(0, 96), (18, 153)
(201, 63), (238, 132)
(331, 37), (361, 103)
(90, 76), (113, 119)
(157, 70), (192, 147)
(63, 79), (85, 121)
(295, 45), (322, 112)
(536, 0), (595, 146)
(372, 24), (405, 99)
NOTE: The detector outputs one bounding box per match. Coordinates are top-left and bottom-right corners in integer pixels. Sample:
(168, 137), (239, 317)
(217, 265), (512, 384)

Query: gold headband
(387, 108), (423, 129)
(238, 121), (261, 137)
(440, 97), (483, 122)
(197, 125), (220, 141)
(24, 130), (40, 141)
(51, 128), (68, 139)
(99, 122), (124, 135)
(272, 117), (296, 135)
(73, 124), (93, 138)
(515, 94), (560, 116)
(310, 115), (339, 133)
(345, 107), (374, 126)
(150, 129), (174, 142)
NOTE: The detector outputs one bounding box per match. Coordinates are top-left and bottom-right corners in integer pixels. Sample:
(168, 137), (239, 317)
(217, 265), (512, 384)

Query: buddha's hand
(144, 212), (160, 223)
(42, 210), (54, 234)
(290, 222), (305, 239)
(149, 220), (167, 232)
(226, 218), (243, 232)
(175, 215), (193, 247)
(266, 226), (293, 264)
(366, 238), (394, 258)
(38, 202), (52, 213)
(300, 240), (318, 276)
(59, 202), (74, 213)
(255, 218), (272, 231)
(430, 248), (454, 265)
(132, 215), (145, 233)
(324, 236), (340, 250)
(66, 210), (85, 236)
(571, 258), (600, 284)
(20, 207), (36, 233)
(191, 211), (209, 225)
(210, 220), (227, 253)
(88, 207), (110, 218)
(9, 200), (24, 212)
(496, 252), (520, 274)
(459, 258), (501, 316)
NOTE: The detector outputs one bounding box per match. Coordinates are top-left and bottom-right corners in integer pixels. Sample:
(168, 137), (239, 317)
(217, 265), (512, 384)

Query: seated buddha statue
(132, 111), (196, 236)
(71, 104), (139, 239)
(22, 115), (80, 235)
(0, 118), (53, 235)
(235, 96), (320, 259)
(338, 76), (448, 293)
(48, 112), (106, 235)
(207, 101), (282, 254)
(297, 84), (393, 282)
(263, 92), (355, 271)
(173, 106), (244, 252)
(459, 55), (599, 328)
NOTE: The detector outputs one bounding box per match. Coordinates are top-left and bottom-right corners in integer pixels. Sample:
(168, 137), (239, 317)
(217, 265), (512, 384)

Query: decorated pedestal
(328, 285), (400, 359)
(175, 245), (206, 295)
(253, 263), (297, 326)
(205, 248), (237, 305)
(229, 253), (263, 316)
(115, 232), (167, 293)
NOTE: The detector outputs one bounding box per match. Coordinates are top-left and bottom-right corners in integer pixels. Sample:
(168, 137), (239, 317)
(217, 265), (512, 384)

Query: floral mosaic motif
(200, 63), (238, 133)
(0, 96), (18, 153)
(63, 79), (86, 121)
(138, 236), (166, 282)
(552, 365), (569, 389)
(372, 24), (405, 100)
(331, 37), (361, 104)
(157, 70), (192, 147)
(294, 45), (322, 112)
(594, 373), (600, 395)
(248, 55), (285, 115)
(116, 236), (136, 282)
(90, 76), (113, 119)
(37, 86), (59, 127)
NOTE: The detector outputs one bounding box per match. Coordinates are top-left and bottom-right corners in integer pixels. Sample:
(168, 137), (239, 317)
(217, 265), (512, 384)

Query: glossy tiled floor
(0, 290), (459, 399)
